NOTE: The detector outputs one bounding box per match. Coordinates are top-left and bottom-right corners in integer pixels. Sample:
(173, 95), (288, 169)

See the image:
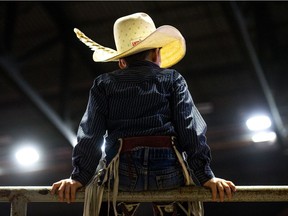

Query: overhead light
(15, 146), (40, 166)
(246, 115), (272, 131)
(251, 131), (277, 143)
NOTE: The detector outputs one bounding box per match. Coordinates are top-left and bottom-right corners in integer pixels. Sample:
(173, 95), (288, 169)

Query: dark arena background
(0, 1), (288, 216)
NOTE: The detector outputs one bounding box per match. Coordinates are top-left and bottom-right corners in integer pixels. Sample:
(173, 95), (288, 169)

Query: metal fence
(0, 186), (288, 216)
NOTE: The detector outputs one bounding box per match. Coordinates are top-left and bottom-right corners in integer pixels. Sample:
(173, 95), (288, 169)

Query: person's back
(101, 61), (176, 162)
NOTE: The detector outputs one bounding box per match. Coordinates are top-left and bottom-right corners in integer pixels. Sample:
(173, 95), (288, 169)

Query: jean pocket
(155, 168), (184, 190)
(118, 162), (138, 191)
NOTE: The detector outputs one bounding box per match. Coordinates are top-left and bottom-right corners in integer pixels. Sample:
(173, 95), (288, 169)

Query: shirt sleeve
(172, 70), (215, 185)
(70, 77), (107, 186)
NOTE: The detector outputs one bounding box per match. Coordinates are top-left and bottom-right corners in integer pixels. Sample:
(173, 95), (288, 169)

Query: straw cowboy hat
(74, 12), (186, 68)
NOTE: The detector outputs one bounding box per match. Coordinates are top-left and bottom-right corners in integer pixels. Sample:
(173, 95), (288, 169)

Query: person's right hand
(51, 179), (83, 203)
(203, 177), (236, 202)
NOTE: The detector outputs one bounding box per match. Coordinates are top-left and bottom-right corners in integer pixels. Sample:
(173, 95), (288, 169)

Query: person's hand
(203, 177), (236, 202)
(51, 179), (83, 203)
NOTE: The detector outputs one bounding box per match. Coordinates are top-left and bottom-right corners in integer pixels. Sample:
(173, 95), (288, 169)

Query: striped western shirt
(71, 61), (214, 186)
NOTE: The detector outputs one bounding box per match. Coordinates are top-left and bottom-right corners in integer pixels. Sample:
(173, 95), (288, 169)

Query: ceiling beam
(0, 56), (77, 147)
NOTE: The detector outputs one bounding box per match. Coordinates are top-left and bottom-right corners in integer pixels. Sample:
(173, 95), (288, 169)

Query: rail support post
(10, 195), (28, 216)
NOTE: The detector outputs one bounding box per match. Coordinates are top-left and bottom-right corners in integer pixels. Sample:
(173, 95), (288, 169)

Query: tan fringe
(171, 137), (204, 216)
(83, 140), (123, 216)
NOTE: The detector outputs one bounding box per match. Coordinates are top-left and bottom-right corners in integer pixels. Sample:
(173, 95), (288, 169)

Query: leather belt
(120, 136), (173, 152)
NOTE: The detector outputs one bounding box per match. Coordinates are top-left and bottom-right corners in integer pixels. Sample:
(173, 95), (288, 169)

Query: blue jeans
(118, 147), (185, 192)
(114, 147), (189, 215)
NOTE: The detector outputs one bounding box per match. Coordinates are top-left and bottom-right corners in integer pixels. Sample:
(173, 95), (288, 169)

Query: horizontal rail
(1, 185), (288, 203)
(1, 186), (287, 216)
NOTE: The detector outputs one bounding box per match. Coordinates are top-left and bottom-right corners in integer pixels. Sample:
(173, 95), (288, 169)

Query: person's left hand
(203, 177), (236, 202)
(51, 178), (83, 203)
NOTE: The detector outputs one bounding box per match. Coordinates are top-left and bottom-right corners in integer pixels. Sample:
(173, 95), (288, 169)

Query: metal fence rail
(0, 186), (288, 216)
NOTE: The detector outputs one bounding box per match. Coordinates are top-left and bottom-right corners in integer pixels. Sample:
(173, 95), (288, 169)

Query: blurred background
(0, 1), (287, 215)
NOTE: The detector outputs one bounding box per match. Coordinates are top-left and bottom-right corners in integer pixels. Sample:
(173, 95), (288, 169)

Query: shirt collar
(128, 60), (160, 68)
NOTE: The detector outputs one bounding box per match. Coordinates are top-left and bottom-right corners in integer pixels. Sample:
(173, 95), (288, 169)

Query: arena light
(246, 115), (272, 131)
(251, 131), (277, 143)
(15, 146), (40, 166)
